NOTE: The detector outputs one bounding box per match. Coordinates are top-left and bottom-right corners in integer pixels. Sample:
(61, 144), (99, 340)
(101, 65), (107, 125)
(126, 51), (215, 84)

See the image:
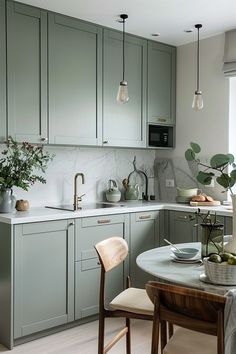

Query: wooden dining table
(136, 242), (234, 295)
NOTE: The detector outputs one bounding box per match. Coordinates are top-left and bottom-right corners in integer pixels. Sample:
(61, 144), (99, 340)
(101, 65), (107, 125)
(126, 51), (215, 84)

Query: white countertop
(0, 201), (233, 224)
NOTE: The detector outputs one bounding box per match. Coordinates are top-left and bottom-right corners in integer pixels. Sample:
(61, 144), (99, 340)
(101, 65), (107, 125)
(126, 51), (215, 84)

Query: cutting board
(190, 201), (221, 206)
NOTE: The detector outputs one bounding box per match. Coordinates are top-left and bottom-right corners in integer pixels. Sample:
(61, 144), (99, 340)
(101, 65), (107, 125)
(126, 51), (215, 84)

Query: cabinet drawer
(81, 258), (100, 271)
(134, 211), (159, 222)
(81, 214), (125, 227)
(174, 212), (196, 222)
(75, 215), (126, 261)
(21, 220), (70, 235)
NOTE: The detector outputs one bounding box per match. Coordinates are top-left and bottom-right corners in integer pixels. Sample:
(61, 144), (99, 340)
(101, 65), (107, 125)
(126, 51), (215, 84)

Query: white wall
(156, 34), (230, 201)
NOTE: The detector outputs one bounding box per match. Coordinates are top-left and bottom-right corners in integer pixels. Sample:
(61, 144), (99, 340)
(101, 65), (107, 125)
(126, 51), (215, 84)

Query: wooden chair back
(95, 236), (128, 272)
(146, 281), (226, 354)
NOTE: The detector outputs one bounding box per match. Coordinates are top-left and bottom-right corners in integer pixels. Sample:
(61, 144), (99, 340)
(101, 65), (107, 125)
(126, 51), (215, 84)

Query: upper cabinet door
(0, 0), (6, 143)
(48, 14), (102, 145)
(147, 41), (176, 125)
(103, 29), (147, 148)
(7, 1), (48, 143)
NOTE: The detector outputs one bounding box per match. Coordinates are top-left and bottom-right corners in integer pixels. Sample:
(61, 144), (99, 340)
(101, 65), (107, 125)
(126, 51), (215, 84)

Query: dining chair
(94, 237), (157, 354)
(146, 281), (226, 354)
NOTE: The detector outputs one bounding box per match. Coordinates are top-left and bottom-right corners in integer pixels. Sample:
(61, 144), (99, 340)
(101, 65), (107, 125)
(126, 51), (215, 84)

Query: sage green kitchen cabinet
(147, 41), (176, 125)
(169, 211), (198, 243)
(14, 220), (75, 339)
(130, 211), (159, 288)
(6, 1), (48, 143)
(103, 29), (147, 148)
(74, 214), (129, 320)
(224, 216), (233, 235)
(48, 14), (102, 145)
(0, 0), (6, 142)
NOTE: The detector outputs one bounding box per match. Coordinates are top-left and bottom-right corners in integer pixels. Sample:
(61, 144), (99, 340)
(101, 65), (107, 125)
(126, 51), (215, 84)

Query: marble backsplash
(11, 146), (155, 207)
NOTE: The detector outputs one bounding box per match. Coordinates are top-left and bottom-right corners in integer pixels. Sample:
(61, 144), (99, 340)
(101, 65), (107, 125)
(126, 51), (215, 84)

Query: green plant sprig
(185, 142), (236, 194)
(0, 138), (54, 191)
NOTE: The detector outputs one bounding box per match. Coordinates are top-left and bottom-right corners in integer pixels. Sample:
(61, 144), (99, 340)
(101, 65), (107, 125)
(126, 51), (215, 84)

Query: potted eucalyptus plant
(0, 138), (54, 213)
(185, 142), (236, 252)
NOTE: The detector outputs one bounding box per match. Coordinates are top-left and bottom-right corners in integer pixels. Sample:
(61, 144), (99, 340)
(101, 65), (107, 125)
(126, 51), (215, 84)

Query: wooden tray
(190, 200), (221, 206)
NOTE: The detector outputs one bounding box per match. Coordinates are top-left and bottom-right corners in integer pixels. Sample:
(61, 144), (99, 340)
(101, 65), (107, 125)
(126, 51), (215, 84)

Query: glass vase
(201, 223), (224, 259)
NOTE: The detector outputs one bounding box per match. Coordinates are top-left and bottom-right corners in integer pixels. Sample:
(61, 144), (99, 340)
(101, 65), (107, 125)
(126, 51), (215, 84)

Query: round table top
(136, 242), (232, 295)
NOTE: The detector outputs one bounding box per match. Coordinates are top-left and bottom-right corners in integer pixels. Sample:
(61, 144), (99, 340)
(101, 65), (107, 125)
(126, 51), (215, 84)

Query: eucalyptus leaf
(196, 171), (213, 185)
(190, 142), (201, 153)
(216, 174), (233, 189)
(185, 149), (195, 161)
(231, 169), (236, 181)
(227, 154), (235, 164)
(210, 154), (230, 168)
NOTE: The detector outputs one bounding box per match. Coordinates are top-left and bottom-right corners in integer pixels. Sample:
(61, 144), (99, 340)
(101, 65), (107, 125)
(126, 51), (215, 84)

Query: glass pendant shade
(192, 90), (203, 111)
(117, 80), (129, 103)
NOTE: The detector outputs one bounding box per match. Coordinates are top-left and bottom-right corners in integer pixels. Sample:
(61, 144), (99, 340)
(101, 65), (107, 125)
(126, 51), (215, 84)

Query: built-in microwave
(148, 124), (174, 148)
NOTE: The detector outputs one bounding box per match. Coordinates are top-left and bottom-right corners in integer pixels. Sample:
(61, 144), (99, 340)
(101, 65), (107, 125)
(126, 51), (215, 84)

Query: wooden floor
(0, 319), (153, 353)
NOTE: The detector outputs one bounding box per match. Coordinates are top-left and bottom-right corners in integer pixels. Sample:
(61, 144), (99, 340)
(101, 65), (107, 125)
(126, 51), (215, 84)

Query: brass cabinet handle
(158, 118), (167, 122)
(97, 219), (111, 224)
(139, 215), (151, 220)
(68, 221), (75, 227)
(41, 137), (48, 142)
(103, 141), (108, 144)
(177, 216), (188, 220)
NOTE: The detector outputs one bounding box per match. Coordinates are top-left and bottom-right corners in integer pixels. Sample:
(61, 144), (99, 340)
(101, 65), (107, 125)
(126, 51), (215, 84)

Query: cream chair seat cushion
(163, 327), (216, 354)
(109, 287), (154, 315)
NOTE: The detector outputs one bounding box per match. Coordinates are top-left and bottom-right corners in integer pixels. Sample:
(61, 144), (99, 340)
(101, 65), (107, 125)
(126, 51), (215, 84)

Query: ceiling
(16, 0), (236, 46)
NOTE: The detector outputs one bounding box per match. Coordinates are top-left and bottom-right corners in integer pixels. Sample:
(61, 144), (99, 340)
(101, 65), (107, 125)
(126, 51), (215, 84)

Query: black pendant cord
(122, 18), (125, 81)
(194, 24), (202, 93)
(197, 27), (200, 92)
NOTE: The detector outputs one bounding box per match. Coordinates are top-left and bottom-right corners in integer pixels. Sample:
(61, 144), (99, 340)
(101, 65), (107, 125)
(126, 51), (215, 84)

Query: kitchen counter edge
(0, 202), (233, 225)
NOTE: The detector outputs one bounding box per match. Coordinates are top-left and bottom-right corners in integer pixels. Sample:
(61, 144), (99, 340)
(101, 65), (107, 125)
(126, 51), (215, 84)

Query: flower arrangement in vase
(0, 138), (54, 212)
(185, 142), (236, 252)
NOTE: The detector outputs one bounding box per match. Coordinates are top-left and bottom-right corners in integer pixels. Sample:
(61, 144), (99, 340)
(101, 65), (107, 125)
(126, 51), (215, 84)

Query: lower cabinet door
(14, 220), (74, 339)
(75, 259), (123, 320)
(130, 211), (159, 288)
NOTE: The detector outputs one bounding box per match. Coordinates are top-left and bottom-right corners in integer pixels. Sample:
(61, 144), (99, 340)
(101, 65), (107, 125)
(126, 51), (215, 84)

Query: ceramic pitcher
(0, 188), (16, 213)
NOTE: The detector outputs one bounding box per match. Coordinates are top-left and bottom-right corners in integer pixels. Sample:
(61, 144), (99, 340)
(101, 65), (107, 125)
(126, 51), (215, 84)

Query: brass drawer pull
(177, 216), (188, 220)
(97, 219), (111, 224)
(139, 215), (151, 220)
(158, 118), (167, 122)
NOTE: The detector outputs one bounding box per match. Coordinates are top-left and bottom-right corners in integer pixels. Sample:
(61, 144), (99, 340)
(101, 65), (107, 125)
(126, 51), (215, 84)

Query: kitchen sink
(45, 202), (126, 212)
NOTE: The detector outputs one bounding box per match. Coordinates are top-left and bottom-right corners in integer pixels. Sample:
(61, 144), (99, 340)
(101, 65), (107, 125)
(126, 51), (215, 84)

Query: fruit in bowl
(203, 252), (236, 285)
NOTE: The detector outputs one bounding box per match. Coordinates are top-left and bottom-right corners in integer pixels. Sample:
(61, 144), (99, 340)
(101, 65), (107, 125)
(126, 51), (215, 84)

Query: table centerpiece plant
(0, 138), (54, 213)
(185, 142), (236, 252)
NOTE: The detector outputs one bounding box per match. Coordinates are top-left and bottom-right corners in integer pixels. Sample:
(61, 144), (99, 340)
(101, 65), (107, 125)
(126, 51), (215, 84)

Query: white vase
(224, 194), (236, 253)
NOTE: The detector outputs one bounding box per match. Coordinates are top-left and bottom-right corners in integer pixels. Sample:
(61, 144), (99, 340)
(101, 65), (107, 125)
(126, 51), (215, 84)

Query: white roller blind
(223, 29), (236, 77)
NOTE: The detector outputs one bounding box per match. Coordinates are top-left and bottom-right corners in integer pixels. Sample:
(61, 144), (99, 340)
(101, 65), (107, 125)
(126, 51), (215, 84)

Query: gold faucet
(73, 173), (85, 210)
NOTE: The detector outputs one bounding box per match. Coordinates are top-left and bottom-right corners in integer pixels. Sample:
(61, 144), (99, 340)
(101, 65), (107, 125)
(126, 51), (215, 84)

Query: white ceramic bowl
(171, 247), (199, 259)
(203, 258), (236, 285)
(176, 188), (199, 197)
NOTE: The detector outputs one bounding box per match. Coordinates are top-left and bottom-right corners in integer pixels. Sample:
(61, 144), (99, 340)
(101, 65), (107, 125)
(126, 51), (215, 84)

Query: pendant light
(192, 24), (203, 111)
(117, 14), (129, 103)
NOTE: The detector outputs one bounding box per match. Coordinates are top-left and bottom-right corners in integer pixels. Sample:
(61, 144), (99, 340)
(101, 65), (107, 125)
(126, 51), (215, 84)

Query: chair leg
(98, 312), (105, 354)
(168, 322), (174, 339)
(126, 318), (131, 354)
(151, 317), (160, 354)
(160, 321), (167, 354)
